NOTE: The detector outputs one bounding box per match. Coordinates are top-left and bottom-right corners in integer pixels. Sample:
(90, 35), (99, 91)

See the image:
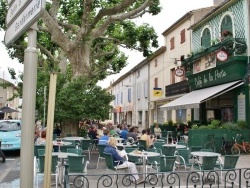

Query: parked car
(0, 120), (21, 150)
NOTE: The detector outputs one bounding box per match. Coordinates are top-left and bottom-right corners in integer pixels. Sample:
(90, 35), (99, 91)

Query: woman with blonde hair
(104, 137), (143, 184)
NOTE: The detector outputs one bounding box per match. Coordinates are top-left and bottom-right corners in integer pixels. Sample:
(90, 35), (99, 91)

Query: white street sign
(6, 0), (31, 26)
(4, 0), (45, 47)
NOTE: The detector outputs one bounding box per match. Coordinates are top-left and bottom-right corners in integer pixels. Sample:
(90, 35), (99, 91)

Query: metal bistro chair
(138, 140), (147, 151)
(67, 155), (89, 181)
(146, 148), (162, 171)
(59, 145), (75, 153)
(78, 139), (92, 159)
(153, 142), (164, 154)
(36, 155), (59, 188)
(67, 148), (83, 155)
(103, 152), (130, 186)
(96, 144), (107, 169)
(175, 148), (193, 170)
(162, 145), (176, 156)
(215, 155), (239, 182)
(150, 155), (177, 186)
(193, 156), (219, 185)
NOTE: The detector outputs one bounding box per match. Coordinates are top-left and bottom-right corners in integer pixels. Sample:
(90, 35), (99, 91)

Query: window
(170, 37), (175, 50)
(154, 77), (158, 88)
(137, 84), (140, 100)
(144, 81), (148, 98)
(176, 109), (187, 122)
(120, 92), (123, 104)
(167, 110), (172, 121)
(116, 94), (119, 105)
(128, 88), (131, 102)
(137, 70), (140, 78)
(114, 95), (116, 105)
(221, 15), (233, 35)
(180, 29), (186, 44)
(154, 59), (158, 67)
(201, 28), (211, 48)
(171, 68), (175, 84)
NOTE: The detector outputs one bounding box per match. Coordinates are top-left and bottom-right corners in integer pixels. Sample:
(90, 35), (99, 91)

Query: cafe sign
(175, 68), (184, 77)
(216, 50), (228, 62)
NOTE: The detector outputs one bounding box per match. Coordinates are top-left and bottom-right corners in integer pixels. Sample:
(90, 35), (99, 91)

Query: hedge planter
(188, 129), (250, 153)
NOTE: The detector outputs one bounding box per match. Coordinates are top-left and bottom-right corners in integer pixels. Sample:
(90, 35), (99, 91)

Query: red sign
(216, 50), (228, 62)
(175, 68), (184, 77)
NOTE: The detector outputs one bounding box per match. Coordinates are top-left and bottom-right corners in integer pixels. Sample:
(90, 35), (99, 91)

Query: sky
(0, 0), (214, 87)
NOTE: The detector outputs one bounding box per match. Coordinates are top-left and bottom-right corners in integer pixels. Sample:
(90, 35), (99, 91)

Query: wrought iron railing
(63, 166), (250, 188)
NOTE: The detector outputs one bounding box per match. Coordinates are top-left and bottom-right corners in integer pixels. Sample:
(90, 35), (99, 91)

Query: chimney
(213, 0), (226, 6)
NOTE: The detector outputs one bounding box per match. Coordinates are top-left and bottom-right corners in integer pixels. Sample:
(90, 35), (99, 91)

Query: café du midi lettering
(195, 69), (227, 88)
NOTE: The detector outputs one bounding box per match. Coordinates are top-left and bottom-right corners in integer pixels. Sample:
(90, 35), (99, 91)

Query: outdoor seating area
(34, 132), (246, 187)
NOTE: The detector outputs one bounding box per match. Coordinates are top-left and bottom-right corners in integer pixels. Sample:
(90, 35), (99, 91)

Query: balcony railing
(183, 37), (247, 72)
(64, 167), (250, 188)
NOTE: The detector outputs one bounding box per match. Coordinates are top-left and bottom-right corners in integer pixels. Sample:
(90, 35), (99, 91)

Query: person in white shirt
(154, 124), (162, 139)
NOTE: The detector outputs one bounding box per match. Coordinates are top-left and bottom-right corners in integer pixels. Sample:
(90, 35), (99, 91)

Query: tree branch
(91, 0), (137, 28)
(37, 43), (59, 64)
(92, 0), (152, 38)
(49, 0), (61, 19)
(41, 10), (74, 53)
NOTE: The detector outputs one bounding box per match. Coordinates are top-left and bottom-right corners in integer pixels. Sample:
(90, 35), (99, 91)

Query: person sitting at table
(88, 124), (99, 146)
(154, 124), (162, 139)
(35, 130), (46, 145)
(104, 137), (143, 184)
(97, 124), (104, 137)
(140, 129), (154, 149)
(109, 125), (119, 137)
(120, 126), (128, 140)
(98, 129), (110, 145)
(126, 127), (138, 144)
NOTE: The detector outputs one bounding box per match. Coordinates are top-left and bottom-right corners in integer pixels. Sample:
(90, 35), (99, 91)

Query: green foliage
(79, 127), (88, 137)
(56, 76), (114, 122)
(198, 125), (209, 129)
(237, 120), (247, 129)
(191, 124), (199, 129)
(0, 0), (161, 83)
(211, 119), (220, 128)
(167, 120), (174, 126)
(221, 122), (241, 131)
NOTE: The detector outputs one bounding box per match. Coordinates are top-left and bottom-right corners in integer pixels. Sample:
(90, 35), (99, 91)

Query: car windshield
(0, 121), (21, 132)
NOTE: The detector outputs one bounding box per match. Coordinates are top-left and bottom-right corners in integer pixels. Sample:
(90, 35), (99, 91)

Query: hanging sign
(175, 68), (184, 77)
(216, 50), (228, 62)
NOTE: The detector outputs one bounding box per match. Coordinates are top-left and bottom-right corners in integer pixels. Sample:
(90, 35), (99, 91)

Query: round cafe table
(114, 137), (124, 143)
(128, 151), (160, 183)
(53, 141), (72, 152)
(63, 136), (90, 141)
(163, 144), (187, 149)
(52, 152), (78, 185)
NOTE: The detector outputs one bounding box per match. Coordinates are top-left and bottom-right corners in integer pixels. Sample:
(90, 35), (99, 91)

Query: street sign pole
(20, 22), (38, 188)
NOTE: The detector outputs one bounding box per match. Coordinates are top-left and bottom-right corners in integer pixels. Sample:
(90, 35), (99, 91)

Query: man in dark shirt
(126, 127), (138, 144)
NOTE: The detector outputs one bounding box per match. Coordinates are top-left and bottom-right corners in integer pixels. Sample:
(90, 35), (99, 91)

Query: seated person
(120, 126), (128, 140)
(35, 130), (46, 145)
(109, 125), (119, 137)
(154, 124), (162, 139)
(140, 129), (154, 149)
(104, 137), (142, 184)
(126, 127), (138, 144)
(88, 124), (99, 145)
(98, 129), (110, 145)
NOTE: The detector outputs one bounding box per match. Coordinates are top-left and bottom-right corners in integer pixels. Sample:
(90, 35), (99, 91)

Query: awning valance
(160, 80), (243, 110)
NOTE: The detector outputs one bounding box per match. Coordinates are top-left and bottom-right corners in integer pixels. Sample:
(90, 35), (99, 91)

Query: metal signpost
(4, 0), (45, 187)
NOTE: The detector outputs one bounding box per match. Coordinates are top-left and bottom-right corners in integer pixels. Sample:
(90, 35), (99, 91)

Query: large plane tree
(0, 0), (161, 83)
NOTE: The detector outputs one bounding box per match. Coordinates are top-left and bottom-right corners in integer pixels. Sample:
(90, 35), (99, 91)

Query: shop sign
(216, 50), (228, 62)
(175, 68), (184, 77)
